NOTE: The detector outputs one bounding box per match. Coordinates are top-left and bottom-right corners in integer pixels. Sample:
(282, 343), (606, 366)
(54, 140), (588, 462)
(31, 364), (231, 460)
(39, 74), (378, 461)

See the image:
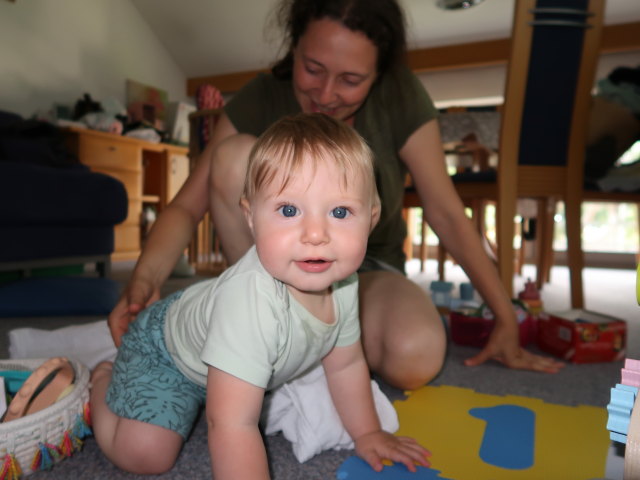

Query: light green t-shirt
(163, 246), (360, 389)
(225, 66), (438, 272)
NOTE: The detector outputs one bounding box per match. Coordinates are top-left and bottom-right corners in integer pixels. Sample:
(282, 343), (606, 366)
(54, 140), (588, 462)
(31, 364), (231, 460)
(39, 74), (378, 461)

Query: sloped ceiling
(131, 0), (640, 79)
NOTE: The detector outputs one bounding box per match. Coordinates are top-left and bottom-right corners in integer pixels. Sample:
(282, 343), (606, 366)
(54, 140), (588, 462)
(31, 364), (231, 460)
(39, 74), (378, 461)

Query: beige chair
(431, 0), (605, 307)
(536, 94), (640, 285)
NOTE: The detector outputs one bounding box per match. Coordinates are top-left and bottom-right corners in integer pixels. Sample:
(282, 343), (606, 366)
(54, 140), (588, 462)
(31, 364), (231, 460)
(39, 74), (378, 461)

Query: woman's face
(292, 18), (378, 125)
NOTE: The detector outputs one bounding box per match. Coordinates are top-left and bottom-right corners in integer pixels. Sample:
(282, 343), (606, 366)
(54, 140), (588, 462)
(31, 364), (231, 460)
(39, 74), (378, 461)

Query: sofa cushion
(0, 162), (128, 226)
(0, 225), (115, 262)
(0, 276), (120, 317)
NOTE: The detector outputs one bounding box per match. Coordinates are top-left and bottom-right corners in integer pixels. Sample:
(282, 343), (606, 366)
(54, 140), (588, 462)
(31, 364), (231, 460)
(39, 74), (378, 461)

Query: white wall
(0, 0), (190, 118)
(1, 0), (638, 118)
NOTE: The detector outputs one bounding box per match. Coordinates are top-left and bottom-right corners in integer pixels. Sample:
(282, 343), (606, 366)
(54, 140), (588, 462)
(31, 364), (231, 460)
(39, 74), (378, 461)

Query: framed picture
(126, 79), (169, 131)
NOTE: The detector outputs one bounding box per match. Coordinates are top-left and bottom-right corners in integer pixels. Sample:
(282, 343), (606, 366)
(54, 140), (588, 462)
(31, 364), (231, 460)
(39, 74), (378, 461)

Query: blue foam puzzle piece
(469, 404), (535, 470)
(336, 456), (453, 480)
(0, 276), (120, 317)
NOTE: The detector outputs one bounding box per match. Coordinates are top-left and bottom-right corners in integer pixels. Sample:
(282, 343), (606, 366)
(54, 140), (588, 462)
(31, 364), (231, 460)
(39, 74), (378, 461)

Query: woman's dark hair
(271, 0), (407, 80)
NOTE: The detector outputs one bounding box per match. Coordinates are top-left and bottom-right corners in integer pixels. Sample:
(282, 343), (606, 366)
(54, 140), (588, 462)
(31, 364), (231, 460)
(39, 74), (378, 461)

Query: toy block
(622, 359), (640, 388)
(625, 359), (640, 371)
(607, 384), (638, 443)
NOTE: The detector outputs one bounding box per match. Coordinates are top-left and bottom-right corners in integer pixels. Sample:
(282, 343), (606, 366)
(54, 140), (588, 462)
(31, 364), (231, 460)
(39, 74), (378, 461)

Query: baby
(90, 113), (431, 478)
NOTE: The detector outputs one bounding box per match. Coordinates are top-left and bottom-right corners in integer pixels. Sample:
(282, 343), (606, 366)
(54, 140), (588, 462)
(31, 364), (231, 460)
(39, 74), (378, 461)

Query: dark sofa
(0, 110), (128, 277)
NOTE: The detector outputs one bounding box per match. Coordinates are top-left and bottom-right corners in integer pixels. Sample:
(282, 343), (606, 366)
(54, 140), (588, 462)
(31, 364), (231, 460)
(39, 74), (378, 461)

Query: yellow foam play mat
(337, 385), (609, 480)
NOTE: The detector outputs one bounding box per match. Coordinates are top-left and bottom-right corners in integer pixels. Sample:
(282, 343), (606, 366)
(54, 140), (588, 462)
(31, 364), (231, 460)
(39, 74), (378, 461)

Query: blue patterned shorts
(106, 291), (207, 439)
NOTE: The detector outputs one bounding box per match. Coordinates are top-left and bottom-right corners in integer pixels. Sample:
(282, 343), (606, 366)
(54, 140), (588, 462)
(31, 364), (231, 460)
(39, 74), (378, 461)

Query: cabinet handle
(109, 146), (117, 152)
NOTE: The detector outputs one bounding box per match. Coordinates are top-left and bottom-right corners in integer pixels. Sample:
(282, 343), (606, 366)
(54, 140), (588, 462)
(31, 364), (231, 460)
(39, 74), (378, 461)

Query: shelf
(142, 195), (160, 204)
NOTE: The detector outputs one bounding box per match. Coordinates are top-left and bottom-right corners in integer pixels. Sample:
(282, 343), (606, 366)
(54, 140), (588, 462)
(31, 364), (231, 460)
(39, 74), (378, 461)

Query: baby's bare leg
(90, 362), (183, 474)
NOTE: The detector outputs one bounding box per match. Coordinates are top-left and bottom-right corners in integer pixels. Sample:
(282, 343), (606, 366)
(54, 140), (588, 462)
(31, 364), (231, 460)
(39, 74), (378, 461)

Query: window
(553, 202), (639, 254)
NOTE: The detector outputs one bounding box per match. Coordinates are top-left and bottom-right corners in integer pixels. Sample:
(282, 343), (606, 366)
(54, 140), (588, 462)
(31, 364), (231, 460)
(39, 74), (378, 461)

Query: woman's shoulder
(229, 72), (296, 106)
(244, 71), (290, 90)
(357, 65), (438, 149)
(371, 65), (434, 109)
(225, 72), (299, 135)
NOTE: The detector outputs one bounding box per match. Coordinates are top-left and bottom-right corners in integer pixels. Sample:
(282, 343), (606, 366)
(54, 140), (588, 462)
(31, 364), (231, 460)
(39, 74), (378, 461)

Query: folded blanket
(9, 320), (118, 370)
(262, 363), (399, 462)
(9, 321), (398, 463)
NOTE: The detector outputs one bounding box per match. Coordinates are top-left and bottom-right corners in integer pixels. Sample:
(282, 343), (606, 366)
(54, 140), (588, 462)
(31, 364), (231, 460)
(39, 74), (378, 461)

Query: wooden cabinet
(142, 148), (190, 210)
(166, 153), (190, 202)
(64, 128), (189, 261)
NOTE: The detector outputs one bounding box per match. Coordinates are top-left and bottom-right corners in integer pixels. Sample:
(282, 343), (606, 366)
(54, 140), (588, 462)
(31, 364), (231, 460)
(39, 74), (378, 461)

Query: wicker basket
(0, 358), (92, 478)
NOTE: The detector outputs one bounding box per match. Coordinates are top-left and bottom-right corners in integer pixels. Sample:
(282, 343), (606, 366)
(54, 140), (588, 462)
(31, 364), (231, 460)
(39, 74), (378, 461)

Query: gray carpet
(2, 259), (637, 479)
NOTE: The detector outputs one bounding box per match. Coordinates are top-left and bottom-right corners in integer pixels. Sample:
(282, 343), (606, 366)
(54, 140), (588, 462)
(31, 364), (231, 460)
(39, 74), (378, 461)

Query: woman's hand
(464, 320), (564, 373)
(354, 430), (431, 473)
(107, 278), (160, 346)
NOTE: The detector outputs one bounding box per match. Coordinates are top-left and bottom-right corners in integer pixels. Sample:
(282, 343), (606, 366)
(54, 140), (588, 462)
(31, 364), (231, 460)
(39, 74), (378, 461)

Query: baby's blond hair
(242, 113), (380, 208)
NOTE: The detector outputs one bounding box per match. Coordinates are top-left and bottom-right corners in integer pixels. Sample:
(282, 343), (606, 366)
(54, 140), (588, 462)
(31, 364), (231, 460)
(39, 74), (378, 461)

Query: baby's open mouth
(296, 258), (332, 273)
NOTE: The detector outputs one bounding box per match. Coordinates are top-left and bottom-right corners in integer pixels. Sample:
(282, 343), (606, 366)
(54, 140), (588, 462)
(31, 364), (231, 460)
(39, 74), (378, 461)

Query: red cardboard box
(449, 306), (536, 348)
(536, 310), (626, 363)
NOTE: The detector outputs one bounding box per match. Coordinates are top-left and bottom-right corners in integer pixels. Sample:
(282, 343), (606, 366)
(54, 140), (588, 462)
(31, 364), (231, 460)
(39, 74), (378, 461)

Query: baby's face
(244, 154), (376, 297)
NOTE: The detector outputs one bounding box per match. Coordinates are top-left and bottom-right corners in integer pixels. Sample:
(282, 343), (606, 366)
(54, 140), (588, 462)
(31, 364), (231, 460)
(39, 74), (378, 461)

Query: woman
(109, 0), (563, 389)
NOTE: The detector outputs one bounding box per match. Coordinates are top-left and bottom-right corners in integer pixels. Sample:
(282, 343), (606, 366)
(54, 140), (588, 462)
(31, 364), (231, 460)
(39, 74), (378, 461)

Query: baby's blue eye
(280, 205), (297, 217)
(331, 207), (349, 219)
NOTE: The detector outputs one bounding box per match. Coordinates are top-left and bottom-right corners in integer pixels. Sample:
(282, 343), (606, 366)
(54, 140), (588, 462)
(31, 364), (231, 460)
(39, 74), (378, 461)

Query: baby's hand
(354, 431), (431, 473)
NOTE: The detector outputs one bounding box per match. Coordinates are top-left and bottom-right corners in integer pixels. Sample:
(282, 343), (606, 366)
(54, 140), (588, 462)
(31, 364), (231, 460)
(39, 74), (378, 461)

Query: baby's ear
(370, 203), (381, 232)
(240, 197), (254, 231)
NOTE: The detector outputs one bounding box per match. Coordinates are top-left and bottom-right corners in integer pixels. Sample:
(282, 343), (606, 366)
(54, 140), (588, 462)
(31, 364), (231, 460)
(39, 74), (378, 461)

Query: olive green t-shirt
(225, 66), (438, 272)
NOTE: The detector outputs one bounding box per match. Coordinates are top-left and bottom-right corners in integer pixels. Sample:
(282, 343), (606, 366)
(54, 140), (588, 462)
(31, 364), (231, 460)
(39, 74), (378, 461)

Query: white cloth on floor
(9, 321), (399, 463)
(261, 363), (399, 463)
(8, 320), (118, 370)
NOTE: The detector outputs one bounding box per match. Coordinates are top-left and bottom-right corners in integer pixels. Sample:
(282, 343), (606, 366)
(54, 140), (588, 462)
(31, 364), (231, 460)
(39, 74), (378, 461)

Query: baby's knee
(111, 428), (182, 475)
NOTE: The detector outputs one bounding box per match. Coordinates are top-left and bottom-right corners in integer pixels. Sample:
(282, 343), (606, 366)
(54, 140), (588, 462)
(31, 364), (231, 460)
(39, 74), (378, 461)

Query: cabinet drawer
(114, 224), (140, 253)
(92, 168), (142, 200)
(123, 200), (142, 225)
(79, 136), (141, 172)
